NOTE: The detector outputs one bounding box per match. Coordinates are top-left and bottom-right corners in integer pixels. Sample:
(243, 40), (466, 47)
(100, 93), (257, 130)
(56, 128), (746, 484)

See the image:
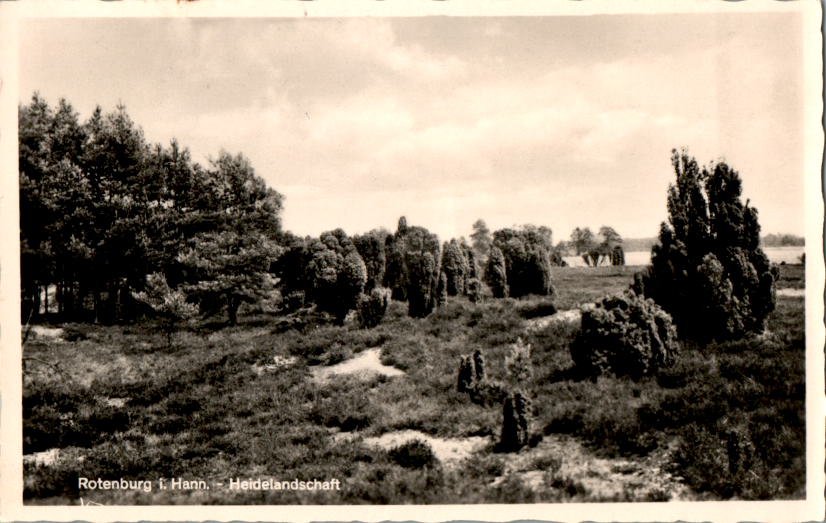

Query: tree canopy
(19, 94), (283, 324)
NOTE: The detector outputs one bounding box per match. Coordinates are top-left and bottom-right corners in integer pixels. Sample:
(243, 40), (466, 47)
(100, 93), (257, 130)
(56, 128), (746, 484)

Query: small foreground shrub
(456, 355), (475, 393)
(504, 338), (533, 389)
(499, 391), (531, 452)
(388, 439), (438, 469)
(570, 291), (678, 379)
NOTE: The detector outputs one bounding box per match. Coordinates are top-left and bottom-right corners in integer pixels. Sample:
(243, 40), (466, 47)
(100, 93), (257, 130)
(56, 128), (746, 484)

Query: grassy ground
(22, 264), (805, 504)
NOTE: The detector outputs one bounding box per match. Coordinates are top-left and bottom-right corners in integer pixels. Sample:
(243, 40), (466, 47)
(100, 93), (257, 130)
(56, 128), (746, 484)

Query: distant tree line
(761, 233), (804, 247)
(567, 226), (625, 266)
(606, 233), (803, 253)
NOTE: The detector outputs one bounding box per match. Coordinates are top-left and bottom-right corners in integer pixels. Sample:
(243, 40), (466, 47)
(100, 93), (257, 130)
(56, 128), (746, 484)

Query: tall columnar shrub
(471, 219), (492, 262)
(466, 278), (483, 304)
(500, 391), (531, 452)
(406, 251), (438, 318)
(640, 149), (777, 341)
(484, 246), (509, 298)
(571, 291), (678, 379)
(356, 287), (391, 329)
(384, 218), (441, 317)
(441, 239), (469, 296)
(383, 234), (407, 301)
(611, 245), (625, 266)
(436, 271), (448, 310)
(462, 241), (480, 281)
(472, 349), (486, 382)
(457, 355), (475, 393)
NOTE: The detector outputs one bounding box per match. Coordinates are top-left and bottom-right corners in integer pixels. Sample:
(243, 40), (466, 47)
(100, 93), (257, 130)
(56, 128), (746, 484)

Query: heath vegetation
(21, 96), (805, 504)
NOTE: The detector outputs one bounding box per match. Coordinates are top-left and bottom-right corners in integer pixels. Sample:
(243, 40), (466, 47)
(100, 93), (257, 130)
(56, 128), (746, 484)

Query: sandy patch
(493, 434), (691, 501)
(362, 429), (489, 466)
(24, 448), (60, 467)
(312, 348), (404, 382)
(777, 288), (804, 297)
(28, 326), (65, 341)
(525, 309), (582, 331)
(98, 397), (130, 408)
(207, 327), (270, 343)
(252, 355), (298, 375)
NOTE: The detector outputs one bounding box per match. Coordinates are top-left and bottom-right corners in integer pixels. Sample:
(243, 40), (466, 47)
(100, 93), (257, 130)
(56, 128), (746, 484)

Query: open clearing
(22, 264), (805, 504)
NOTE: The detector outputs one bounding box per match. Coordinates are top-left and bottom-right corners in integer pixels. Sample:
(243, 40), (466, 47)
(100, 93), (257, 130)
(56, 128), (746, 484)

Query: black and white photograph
(1, 1), (823, 520)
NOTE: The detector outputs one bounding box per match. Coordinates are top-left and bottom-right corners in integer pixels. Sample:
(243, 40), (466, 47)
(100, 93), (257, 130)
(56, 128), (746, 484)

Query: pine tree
(640, 149), (777, 341)
(133, 272), (198, 347)
(178, 231), (280, 326)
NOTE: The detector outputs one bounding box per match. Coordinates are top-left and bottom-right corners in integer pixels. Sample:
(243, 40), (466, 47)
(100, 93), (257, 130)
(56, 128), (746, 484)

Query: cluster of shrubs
(456, 349), (486, 393)
(486, 227), (558, 298)
(271, 217), (564, 329)
(455, 342), (536, 453)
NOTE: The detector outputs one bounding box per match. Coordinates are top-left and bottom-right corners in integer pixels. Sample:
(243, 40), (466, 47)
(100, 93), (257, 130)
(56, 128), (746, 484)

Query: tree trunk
(227, 295), (238, 326)
(93, 288), (101, 324)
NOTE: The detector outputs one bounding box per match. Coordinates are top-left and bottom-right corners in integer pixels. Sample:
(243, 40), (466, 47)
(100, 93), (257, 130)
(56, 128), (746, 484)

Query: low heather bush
(388, 439), (438, 469)
(570, 291), (678, 379)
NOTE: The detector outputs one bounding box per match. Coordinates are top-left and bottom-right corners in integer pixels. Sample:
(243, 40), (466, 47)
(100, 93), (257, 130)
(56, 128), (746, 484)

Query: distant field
(22, 265), (805, 504)
(563, 246), (805, 267)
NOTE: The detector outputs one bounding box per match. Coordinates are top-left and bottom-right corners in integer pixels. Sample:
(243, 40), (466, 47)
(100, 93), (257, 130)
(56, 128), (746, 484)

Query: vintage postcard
(1, 1), (823, 522)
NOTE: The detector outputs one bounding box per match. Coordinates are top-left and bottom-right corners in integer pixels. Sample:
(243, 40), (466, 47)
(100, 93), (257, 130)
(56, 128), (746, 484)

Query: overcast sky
(20, 14), (805, 243)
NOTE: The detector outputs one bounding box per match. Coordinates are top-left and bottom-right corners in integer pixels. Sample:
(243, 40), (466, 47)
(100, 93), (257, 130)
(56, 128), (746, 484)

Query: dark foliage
(441, 239), (470, 296)
(353, 230), (388, 291)
(356, 287), (391, 329)
(492, 227), (555, 297)
(306, 229), (368, 324)
(388, 439), (438, 469)
(19, 94), (283, 324)
(499, 391), (531, 452)
(484, 245), (509, 298)
(640, 149), (777, 341)
(571, 291), (678, 379)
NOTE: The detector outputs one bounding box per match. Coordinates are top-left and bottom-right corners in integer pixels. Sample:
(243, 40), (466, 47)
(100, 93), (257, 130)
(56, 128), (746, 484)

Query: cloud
(21, 15), (805, 240)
